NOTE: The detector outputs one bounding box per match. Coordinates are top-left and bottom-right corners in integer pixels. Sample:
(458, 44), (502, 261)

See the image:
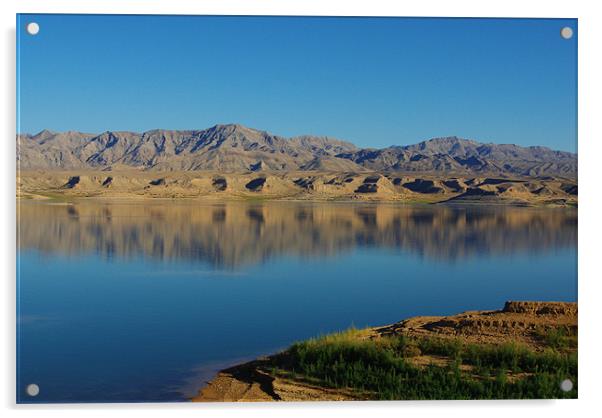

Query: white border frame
(2, 1), (600, 417)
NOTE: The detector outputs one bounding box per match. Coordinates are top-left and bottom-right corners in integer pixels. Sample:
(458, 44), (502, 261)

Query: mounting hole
(26, 383), (40, 397)
(560, 379), (573, 392)
(26, 22), (40, 35)
(560, 27), (573, 40)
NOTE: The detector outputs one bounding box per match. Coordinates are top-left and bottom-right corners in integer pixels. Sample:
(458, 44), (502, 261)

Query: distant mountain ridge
(16, 124), (577, 178)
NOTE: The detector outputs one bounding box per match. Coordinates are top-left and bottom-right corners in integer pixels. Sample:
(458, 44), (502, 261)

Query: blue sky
(17, 15), (577, 152)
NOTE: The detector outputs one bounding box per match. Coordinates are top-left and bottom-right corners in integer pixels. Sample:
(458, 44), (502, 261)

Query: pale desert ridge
(17, 170), (577, 206)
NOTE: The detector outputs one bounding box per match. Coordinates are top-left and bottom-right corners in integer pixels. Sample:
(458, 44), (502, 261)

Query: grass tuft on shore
(270, 329), (577, 400)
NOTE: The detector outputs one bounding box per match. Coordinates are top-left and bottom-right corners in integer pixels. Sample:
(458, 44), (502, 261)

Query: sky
(17, 15), (577, 152)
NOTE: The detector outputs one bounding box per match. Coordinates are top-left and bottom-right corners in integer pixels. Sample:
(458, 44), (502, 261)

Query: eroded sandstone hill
(17, 169), (578, 206)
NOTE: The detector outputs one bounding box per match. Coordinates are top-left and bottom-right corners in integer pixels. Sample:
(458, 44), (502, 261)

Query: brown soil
(191, 301), (577, 402)
(195, 359), (360, 402)
(373, 301), (577, 350)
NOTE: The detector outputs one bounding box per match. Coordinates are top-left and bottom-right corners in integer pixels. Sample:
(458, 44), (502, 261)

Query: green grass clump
(536, 327), (578, 350)
(419, 338), (576, 376)
(272, 330), (577, 400)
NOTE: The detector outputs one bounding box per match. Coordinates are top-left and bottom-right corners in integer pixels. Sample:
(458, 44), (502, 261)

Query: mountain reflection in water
(18, 201), (577, 268)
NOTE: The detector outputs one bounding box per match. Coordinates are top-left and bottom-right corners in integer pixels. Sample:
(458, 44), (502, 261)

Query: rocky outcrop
(377, 301), (578, 347)
(245, 177), (267, 192)
(212, 177), (228, 191)
(502, 301), (577, 316)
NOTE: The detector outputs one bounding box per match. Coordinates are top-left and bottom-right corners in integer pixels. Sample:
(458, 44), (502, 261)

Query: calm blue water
(16, 201), (577, 403)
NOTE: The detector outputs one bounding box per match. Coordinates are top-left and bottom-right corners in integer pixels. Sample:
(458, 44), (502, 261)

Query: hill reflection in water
(18, 201), (577, 268)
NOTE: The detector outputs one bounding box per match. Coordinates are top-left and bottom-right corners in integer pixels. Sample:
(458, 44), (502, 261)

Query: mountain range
(16, 124), (577, 178)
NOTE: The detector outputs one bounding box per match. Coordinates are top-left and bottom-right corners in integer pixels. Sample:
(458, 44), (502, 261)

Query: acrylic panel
(16, 14), (577, 403)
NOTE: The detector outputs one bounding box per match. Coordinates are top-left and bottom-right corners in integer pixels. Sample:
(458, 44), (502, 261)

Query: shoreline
(192, 301), (578, 402)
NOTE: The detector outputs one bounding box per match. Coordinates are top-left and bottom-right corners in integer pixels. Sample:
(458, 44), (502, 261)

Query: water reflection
(18, 201), (577, 267)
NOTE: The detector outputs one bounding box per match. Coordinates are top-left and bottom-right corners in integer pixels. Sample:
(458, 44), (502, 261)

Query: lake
(16, 200), (577, 403)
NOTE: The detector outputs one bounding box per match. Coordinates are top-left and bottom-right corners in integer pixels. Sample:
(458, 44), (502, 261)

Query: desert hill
(17, 124), (576, 177)
(338, 137), (576, 177)
(16, 169), (578, 206)
(17, 124), (357, 172)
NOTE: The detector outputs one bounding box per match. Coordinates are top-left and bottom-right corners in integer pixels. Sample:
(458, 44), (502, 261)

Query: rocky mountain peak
(16, 124), (576, 178)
